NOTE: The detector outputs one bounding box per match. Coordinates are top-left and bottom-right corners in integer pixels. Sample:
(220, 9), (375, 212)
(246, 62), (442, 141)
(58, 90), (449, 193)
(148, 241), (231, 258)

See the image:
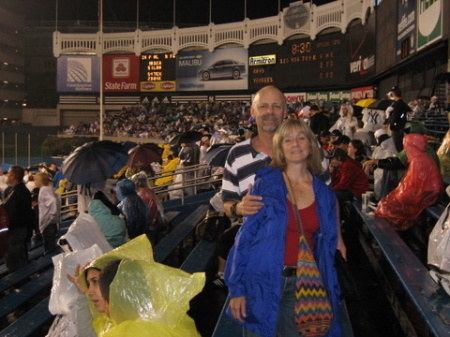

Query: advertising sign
(397, 0), (416, 61)
(176, 48), (248, 91)
(248, 32), (345, 91)
(57, 55), (100, 92)
(140, 81), (176, 92)
(285, 92), (307, 104)
(345, 10), (376, 84)
(351, 86), (375, 100)
(417, 0), (442, 50)
(103, 55), (140, 92)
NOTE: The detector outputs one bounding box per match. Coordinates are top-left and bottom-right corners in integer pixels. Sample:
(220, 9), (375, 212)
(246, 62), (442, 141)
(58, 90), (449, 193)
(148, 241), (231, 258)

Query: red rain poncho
(375, 133), (444, 230)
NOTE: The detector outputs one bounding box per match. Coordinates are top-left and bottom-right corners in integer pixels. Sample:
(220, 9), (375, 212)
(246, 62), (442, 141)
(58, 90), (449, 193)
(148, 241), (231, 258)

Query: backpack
(0, 205), (10, 258)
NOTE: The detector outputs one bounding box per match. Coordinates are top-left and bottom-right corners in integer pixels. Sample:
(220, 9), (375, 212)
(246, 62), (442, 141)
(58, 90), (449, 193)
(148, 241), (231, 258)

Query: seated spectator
(66, 235), (204, 337)
(331, 134), (351, 152)
(131, 172), (166, 244)
(353, 119), (376, 157)
(34, 172), (61, 254)
(375, 133), (444, 230)
(363, 122), (440, 199)
(361, 107), (385, 132)
(155, 153), (180, 187)
(116, 179), (150, 240)
(88, 191), (127, 248)
(362, 128), (398, 199)
(318, 130), (333, 150)
(329, 148), (370, 202)
(329, 103), (357, 138)
(348, 139), (368, 163)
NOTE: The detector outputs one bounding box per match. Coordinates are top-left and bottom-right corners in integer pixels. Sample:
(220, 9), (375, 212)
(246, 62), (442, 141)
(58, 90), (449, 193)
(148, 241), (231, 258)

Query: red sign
(103, 55), (140, 92)
(351, 86), (374, 100)
(161, 82), (175, 90)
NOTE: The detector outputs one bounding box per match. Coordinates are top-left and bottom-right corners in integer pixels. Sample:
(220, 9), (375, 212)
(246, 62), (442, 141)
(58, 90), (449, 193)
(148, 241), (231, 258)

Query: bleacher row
(349, 174), (450, 337)
(0, 191), (215, 337)
(1, 179), (450, 336)
(418, 113), (449, 150)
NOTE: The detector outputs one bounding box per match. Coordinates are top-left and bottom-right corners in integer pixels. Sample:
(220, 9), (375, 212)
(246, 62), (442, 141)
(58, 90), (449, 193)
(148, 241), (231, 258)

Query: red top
(284, 198), (319, 266)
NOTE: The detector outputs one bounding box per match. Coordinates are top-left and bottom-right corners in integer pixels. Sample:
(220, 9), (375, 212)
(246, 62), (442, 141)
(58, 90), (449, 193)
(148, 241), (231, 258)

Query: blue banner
(57, 55), (100, 92)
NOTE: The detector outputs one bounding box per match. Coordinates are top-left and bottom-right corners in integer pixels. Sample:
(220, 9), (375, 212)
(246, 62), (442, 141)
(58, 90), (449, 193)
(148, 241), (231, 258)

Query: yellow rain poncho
(81, 235), (205, 337)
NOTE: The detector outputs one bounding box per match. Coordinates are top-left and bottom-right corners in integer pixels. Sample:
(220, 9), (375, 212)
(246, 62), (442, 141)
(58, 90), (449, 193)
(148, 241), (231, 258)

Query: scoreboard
(140, 53), (176, 81)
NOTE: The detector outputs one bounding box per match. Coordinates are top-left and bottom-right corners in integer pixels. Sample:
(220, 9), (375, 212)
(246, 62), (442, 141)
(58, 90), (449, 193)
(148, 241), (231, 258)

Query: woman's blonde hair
(271, 118), (323, 175)
(35, 172), (51, 185)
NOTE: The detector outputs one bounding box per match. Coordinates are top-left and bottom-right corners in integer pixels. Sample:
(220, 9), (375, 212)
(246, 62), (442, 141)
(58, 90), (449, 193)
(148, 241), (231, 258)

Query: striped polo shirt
(221, 135), (272, 203)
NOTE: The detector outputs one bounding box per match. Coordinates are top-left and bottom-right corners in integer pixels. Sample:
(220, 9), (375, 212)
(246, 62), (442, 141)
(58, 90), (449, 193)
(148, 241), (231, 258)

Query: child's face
(86, 269), (108, 313)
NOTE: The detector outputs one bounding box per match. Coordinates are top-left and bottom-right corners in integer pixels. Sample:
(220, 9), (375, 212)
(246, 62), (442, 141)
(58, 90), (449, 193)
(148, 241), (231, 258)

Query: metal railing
(59, 163), (223, 218)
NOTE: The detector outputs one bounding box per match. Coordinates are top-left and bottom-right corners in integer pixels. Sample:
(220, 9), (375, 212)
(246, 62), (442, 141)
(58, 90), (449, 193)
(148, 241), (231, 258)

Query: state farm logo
(160, 82), (174, 90)
(142, 82), (156, 90)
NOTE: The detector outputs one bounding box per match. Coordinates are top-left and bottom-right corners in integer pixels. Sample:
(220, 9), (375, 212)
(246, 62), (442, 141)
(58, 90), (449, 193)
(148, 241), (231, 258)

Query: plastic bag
(49, 244), (104, 315)
(80, 235), (205, 336)
(428, 204), (450, 272)
(437, 129), (450, 177)
(46, 312), (77, 337)
(375, 134), (444, 230)
(59, 212), (113, 253)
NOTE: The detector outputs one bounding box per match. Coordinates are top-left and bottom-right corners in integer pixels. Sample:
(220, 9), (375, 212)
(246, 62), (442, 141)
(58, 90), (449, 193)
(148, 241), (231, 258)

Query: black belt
(282, 266), (296, 277)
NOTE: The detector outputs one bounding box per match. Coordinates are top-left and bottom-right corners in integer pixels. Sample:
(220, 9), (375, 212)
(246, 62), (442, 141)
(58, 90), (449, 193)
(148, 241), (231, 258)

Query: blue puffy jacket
(225, 167), (342, 337)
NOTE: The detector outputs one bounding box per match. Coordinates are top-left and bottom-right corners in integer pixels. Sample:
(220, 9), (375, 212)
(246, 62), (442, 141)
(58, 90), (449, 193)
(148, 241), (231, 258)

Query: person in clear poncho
(67, 235), (205, 337)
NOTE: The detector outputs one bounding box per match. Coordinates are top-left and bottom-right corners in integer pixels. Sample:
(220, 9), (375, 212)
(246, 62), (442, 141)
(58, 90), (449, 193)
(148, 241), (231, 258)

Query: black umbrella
(62, 141), (128, 185)
(352, 105), (363, 118)
(367, 99), (394, 110)
(169, 130), (203, 146)
(122, 141), (138, 152)
(203, 143), (234, 167)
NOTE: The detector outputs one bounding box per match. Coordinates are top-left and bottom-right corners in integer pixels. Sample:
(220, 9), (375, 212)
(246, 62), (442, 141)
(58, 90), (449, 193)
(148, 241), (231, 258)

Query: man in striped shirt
(213, 86), (287, 286)
(221, 86), (287, 216)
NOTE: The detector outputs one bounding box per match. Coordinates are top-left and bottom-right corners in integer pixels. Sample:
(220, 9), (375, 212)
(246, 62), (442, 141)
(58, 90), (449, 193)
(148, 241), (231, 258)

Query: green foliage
(41, 136), (94, 156)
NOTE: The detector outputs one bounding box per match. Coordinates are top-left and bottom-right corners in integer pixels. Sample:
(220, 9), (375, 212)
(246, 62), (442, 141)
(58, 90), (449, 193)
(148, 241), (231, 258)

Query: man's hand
(237, 184), (264, 216)
(229, 296), (247, 323)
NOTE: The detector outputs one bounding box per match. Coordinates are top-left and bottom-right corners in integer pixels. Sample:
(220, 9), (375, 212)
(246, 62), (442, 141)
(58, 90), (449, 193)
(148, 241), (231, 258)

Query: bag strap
(282, 172), (304, 237)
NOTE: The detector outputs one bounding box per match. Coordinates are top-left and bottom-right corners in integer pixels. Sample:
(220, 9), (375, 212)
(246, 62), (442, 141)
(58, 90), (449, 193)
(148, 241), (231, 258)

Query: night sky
(1, 0), (333, 27)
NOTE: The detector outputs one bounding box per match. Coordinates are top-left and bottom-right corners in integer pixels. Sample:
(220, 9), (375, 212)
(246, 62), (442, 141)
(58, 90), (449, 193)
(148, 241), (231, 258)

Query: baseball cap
(330, 129), (342, 137)
(332, 135), (350, 145)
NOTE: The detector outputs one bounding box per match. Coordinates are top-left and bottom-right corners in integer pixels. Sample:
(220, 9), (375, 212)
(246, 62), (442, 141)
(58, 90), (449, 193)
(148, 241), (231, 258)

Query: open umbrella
(126, 143), (164, 168)
(62, 140), (128, 185)
(203, 143), (234, 167)
(122, 141), (138, 152)
(355, 98), (377, 108)
(169, 130), (203, 146)
(367, 99), (394, 110)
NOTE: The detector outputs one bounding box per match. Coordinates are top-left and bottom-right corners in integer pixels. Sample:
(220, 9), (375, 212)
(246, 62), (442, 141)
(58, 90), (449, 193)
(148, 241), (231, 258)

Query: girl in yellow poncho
(67, 235), (205, 337)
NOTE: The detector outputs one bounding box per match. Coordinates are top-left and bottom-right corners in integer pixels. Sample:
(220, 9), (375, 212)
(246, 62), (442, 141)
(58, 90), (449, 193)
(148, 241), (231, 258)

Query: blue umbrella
(62, 141), (128, 185)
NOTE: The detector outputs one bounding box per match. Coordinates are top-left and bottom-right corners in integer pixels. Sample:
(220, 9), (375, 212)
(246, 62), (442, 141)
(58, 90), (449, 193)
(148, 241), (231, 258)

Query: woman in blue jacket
(225, 118), (342, 337)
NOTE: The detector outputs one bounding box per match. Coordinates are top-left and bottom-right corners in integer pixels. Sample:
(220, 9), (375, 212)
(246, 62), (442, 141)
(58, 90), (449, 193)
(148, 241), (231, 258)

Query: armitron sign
(249, 55), (277, 66)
